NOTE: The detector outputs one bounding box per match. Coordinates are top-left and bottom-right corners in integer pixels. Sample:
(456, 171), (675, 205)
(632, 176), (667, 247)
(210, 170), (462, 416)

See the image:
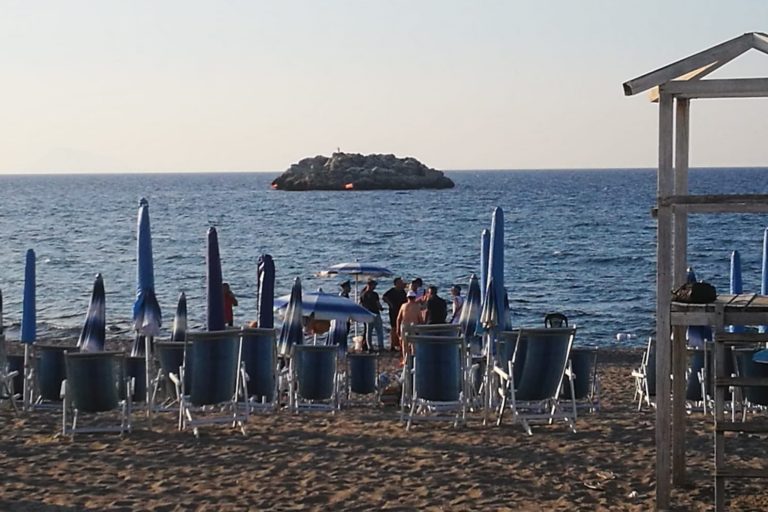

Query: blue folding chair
(61, 351), (132, 438)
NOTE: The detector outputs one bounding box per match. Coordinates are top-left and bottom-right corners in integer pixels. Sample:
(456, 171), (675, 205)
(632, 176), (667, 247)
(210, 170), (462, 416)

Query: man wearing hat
(359, 279), (384, 352)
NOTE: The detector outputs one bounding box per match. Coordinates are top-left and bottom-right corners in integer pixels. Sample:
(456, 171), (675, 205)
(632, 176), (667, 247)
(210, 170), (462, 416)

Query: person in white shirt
(449, 285), (464, 324)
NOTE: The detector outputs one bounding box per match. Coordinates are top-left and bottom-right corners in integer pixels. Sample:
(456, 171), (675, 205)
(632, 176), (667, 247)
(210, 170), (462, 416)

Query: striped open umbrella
(257, 254), (275, 329)
(132, 198), (162, 355)
(207, 227), (225, 332)
(171, 292), (187, 341)
(78, 274), (106, 353)
(274, 289), (375, 323)
(277, 277), (304, 357)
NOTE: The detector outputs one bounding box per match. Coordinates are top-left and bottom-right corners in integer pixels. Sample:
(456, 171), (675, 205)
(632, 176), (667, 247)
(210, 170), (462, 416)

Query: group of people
(351, 277), (464, 360)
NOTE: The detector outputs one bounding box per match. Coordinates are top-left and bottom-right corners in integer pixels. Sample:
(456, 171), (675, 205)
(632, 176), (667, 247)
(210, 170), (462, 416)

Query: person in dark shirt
(382, 277), (407, 352)
(424, 285), (447, 325)
(359, 279), (384, 351)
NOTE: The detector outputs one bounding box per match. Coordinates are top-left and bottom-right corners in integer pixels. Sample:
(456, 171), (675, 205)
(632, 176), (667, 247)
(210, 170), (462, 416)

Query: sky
(2, 0), (768, 173)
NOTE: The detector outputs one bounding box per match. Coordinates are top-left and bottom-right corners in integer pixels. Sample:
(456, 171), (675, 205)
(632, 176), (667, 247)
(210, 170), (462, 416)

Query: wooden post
(656, 92), (674, 511)
(672, 98), (690, 486)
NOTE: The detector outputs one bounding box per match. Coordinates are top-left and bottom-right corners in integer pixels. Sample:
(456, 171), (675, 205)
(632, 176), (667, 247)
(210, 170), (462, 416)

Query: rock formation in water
(271, 152), (454, 191)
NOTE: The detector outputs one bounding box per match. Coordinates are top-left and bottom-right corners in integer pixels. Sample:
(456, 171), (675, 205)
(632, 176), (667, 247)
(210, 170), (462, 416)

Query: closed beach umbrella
(274, 289), (375, 323)
(21, 249), (35, 409)
(459, 274), (482, 349)
(21, 249), (36, 345)
(277, 277), (304, 357)
(171, 292), (187, 341)
(78, 274), (106, 353)
(761, 228), (768, 334)
(686, 267), (697, 284)
(0, 288), (3, 336)
(132, 198), (162, 355)
(729, 250), (744, 334)
(206, 227), (225, 332)
(482, 207), (506, 335)
(257, 254), (275, 329)
(328, 319), (348, 351)
(480, 230), (490, 304)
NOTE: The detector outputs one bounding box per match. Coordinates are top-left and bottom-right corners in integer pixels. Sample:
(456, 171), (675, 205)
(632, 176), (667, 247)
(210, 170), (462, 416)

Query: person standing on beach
(223, 282), (238, 327)
(424, 285), (447, 325)
(359, 279), (384, 352)
(382, 277), (407, 352)
(396, 291), (423, 363)
(449, 285), (464, 324)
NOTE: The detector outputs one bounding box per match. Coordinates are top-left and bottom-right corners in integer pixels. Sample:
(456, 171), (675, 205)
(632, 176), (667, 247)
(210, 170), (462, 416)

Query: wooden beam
(752, 33), (768, 55)
(672, 98), (689, 487)
(661, 78), (768, 98)
(648, 61), (730, 103)
(660, 193), (768, 209)
(656, 92), (674, 511)
(623, 33), (752, 96)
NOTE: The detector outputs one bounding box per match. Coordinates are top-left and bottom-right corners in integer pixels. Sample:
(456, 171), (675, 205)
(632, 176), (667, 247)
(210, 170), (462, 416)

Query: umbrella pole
(23, 344), (31, 411)
(145, 335), (153, 425)
(353, 276), (359, 337)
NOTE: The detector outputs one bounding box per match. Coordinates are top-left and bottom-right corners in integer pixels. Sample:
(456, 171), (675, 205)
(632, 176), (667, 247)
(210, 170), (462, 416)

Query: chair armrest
(6, 370), (19, 379)
(493, 365), (510, 382)
(60, 379), (67, 399)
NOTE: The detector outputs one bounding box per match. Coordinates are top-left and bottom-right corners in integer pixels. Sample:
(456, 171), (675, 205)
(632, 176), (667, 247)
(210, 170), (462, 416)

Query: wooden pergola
(624, 32), (768, 511)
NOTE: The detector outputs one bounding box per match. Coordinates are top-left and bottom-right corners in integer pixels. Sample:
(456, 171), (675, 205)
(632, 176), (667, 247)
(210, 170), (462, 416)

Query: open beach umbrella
(320, 261), (393, 301)
(459, 274), (482, 352)
(206, 227), (225, 332)
(480, 230), (490, 304)
(132, 198), (162, 355)
(275, 289), (375, 323)
(277, 277), (304, 357)
(78, 274), (106, 353)
(728, 250), (744, 334)
(257, 254), (275, 329)
(171, 292), (187, 341)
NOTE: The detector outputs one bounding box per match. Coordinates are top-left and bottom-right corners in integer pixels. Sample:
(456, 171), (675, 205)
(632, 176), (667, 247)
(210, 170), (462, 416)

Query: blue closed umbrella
(78, 274), (106, 353)
(480, 208), (507, 336)
(761, 229), (768, 334)
(257, 254), (275, 329)
(172, 292), (187, 341)
(132, 198), (162, 354)
(328, 319), (349, 353)
(274, 289), (375, 323)
(206, 227), (225, 332)
(479, 230), (490, 304)
(459, 274), (482, 352)
(729, 250), (744, 334)
(21, 249), (36, 345)
(278, 277), (304, 357)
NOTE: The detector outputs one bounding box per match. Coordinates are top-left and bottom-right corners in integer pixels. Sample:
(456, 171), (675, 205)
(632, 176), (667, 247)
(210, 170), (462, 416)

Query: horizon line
(2, 165), (766, 176)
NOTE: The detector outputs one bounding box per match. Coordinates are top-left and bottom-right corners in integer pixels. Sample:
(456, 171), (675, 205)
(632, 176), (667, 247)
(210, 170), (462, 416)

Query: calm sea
(1, 168), (767, 347)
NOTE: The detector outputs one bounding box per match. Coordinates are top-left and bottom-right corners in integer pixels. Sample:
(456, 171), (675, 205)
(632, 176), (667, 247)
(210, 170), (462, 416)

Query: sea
(1, 168), (768, 348)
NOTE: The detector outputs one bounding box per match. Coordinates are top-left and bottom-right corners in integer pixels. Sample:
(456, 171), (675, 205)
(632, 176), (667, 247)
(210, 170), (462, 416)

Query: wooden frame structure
(623, 32), (768, 511)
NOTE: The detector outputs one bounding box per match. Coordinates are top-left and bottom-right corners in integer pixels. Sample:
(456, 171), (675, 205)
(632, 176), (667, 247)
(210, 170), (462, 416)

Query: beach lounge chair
(289, 344), (340, 412)
(345, 352), (380, 405)
(61, 351), (132, 438)
(494, 327), (577, 435)
(403, 334), (467, 431)
(168, 329), (248, 437)
(240, 327), (279, 412)
(544, 312), (568, 328)
(31, 344), (73, 410)
(563, 345), (600, 413)
(151, 341), (189, 411)
(732, 347), (768, 421)
(632, 337), (656, 411)
(0, 335), (20, 413)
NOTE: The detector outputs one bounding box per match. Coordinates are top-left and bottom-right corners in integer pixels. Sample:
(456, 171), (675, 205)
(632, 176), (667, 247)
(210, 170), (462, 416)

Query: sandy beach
(1, 348), (766, 511)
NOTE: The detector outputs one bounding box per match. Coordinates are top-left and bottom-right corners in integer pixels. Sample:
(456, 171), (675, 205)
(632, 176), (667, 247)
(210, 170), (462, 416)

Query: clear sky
(2, 0), (768, 173)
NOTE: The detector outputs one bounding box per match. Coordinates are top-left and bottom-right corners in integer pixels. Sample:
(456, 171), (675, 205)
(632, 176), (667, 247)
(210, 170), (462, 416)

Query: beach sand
(1, 349), (767, 511)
